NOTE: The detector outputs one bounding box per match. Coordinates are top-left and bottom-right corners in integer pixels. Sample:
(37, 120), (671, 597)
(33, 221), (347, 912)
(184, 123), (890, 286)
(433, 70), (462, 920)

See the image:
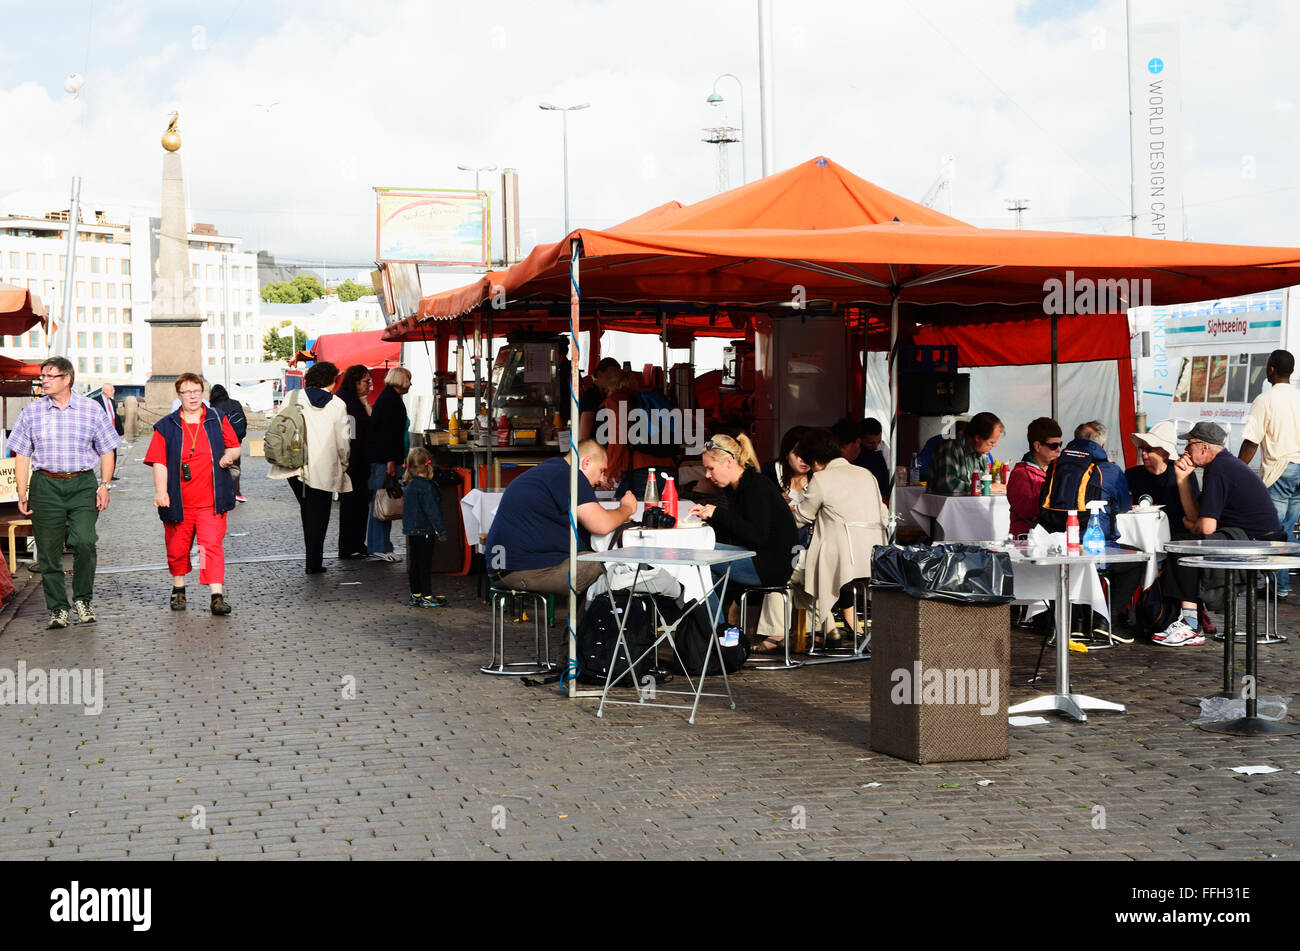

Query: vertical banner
(1129, 22), (1183, 240)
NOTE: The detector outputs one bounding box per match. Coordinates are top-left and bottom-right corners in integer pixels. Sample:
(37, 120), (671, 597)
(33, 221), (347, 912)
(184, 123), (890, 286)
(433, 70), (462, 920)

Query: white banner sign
(1129, 21), (1183, 240)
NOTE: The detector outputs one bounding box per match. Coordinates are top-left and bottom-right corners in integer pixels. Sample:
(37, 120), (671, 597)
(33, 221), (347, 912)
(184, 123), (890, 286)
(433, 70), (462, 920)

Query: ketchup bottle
(1065, 511), (1081, 555)
(496, 414), (511, 447)
(661, 474), (678, 520)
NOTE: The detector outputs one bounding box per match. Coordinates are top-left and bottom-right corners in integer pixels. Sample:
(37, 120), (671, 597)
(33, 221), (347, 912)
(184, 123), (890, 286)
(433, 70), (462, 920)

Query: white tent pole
(567, 238), (581, 698)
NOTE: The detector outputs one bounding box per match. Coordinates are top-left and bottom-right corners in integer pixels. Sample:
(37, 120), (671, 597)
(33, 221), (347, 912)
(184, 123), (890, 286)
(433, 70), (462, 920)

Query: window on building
(29, 331), (40, 347)
(76, 281), (85, 296)
(123, 308), (132, 324)
(246, 334), (253, 349)
(77, 332), (87, 347)
(205, 288), (216, 302)
(122, 283), (130, 300)
(206, 265), (215, 280)
(108, 307), (116, 323)
(76, 256), (84, 272)
(124, 333), (132, 348)
(8, 252), (18, 268)
(207, 357), (216, 366)
(245, 290), (253, 305)
(79, 357), (88, 373)
(121, 259), (130, 276)
(107, 283), (116, 299)
(93, 307), (102, 323)
(232, 313), (240, 327)
(42, 254), (53, 270)
(91, 257), (101, 273)
(110, 358), (118, 372)
(93, 357), (103, 373)
(93, 332), (103, 348)
(124, 358), (133, 373)
(27, 279), (37, 292)
(59, 254), (66, 269)
(192, 263), (200, 279)
(208, 333), (216, 348)
(109, 333), (117, 348)
(233, 337), (241, 350)
(92, 282), (102, 298)
(26, 253), (37, 269)
(76, 306), (86, 322)
(244, 266), (252, 280)
(106, 258), (116, 275)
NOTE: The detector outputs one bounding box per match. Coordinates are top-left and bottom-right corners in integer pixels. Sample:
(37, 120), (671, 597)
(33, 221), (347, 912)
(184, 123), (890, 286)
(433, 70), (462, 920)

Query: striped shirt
(8, 392), (121, 474)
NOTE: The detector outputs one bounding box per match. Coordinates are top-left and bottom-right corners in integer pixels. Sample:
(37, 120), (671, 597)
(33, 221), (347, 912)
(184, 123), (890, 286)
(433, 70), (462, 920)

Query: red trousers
(164, 506), (227, 584)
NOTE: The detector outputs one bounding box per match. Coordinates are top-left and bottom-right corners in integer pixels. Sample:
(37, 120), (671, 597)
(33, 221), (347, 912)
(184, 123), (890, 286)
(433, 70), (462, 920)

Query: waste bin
(869, 545), (1012, 764)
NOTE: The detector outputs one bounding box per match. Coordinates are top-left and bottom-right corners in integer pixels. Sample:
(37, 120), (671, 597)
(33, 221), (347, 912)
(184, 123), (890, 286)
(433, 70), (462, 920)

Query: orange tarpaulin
(386, 156), (1300, 339)
(0, 354), (41, 397)
(0, 283), (48, 336)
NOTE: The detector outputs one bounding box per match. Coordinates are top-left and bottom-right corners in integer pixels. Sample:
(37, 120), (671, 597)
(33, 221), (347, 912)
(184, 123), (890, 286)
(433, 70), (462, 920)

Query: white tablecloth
(590, 523), (716, 604)
(908, 492), (1011, 542)
(1115, 509), (1171, 588)
(459, 488), (506, 551)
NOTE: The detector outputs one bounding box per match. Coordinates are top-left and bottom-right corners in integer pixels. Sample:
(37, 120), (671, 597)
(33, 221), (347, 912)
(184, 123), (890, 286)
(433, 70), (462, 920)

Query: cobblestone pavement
(1, 442), (1298, 860)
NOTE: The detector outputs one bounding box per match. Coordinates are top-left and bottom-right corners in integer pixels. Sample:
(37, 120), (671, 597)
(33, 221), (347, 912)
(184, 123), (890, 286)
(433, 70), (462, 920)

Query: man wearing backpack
(597, 368), (679, 499)
(1038, 421), (1139, 641)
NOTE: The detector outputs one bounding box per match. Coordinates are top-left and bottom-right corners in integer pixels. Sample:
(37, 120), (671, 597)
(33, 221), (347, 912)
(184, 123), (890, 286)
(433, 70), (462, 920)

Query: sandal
(170, 588), (186, 611)
(752, 636), (785, 654)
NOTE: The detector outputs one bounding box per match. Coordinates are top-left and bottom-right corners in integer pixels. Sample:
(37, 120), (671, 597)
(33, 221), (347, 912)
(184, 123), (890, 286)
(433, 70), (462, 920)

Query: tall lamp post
(538, 102), (589, 235)
(706, 73), (747, 184)
(456, 163), (497, 193)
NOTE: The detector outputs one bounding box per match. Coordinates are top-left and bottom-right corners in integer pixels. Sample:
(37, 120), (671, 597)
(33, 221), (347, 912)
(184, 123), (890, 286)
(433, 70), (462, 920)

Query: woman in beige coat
(267, 361), (352, 573)
(758, 427), (888, 646)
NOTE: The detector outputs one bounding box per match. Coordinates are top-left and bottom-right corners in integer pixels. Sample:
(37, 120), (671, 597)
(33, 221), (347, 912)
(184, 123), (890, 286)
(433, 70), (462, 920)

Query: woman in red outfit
(143, 373), (241, 615)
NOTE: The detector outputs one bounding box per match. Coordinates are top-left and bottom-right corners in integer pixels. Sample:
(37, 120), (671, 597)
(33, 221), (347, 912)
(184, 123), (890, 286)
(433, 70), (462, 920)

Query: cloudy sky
(1, 0), (1296, 269)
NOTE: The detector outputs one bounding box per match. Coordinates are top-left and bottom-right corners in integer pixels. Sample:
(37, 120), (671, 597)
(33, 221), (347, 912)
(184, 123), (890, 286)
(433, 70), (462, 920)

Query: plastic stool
(481, 587), (559, 676)
(738, 584), (801, 670)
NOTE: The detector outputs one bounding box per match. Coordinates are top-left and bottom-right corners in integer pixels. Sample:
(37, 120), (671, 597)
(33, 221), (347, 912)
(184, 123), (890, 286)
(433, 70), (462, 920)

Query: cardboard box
(249, 439), (265, 458)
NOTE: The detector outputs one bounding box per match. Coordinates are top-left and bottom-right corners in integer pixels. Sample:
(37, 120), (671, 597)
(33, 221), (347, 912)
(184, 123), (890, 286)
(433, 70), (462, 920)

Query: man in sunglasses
(9, 357), (121, 629)
(1007, 416), (1062, 537)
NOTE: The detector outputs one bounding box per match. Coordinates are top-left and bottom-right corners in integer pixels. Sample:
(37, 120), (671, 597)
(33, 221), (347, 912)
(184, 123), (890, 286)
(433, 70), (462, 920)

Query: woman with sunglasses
(1007, 417), (1062, 538)
(687, 433), (799, 631)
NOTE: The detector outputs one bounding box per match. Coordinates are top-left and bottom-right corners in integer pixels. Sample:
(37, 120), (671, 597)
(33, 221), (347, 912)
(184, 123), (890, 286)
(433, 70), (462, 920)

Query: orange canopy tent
(0, 354), (41, 398)
(0, 284), (48, 337)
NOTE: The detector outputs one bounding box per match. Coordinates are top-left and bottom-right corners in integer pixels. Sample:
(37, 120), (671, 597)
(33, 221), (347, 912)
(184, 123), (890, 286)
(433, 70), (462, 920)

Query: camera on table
(641, 507), (677, 529)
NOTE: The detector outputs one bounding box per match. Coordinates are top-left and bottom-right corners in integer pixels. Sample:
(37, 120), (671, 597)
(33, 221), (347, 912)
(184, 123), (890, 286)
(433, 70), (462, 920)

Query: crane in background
(919, 154), (955, 216)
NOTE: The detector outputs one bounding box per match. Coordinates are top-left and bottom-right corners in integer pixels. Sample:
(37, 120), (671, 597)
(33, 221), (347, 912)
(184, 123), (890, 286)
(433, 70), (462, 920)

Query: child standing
(401, 447), (448, 607)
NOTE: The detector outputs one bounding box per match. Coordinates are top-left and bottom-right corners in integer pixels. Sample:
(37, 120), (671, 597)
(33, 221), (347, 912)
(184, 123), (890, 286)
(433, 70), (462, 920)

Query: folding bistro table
(577, 546), (755, 724)
(1002, 541), (1151, 722)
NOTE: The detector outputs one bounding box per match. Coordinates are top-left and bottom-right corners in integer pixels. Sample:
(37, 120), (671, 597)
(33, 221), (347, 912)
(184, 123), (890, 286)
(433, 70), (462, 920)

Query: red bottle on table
(1065, 510), (1081, 554)
(496, 414), (511, 447)
(661, 474), (678, 520)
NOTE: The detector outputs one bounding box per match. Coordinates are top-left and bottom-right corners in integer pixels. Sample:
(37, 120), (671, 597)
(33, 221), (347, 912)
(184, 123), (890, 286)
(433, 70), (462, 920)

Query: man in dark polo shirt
(1154, 421), (1285, 647)
(486, 440), (636, 599)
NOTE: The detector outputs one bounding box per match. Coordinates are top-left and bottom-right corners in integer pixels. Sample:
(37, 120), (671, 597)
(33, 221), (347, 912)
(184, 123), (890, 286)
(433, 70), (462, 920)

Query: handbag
(372, 475), (404, 521)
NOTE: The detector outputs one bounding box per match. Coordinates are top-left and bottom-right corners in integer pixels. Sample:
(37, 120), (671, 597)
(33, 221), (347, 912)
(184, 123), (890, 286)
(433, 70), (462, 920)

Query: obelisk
(144, 112), (204, 416)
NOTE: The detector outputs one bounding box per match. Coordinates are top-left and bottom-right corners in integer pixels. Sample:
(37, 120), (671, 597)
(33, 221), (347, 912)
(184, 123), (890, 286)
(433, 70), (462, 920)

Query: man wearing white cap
(1238, 349), (1300, 597)
(1126, 420), (1197, 528)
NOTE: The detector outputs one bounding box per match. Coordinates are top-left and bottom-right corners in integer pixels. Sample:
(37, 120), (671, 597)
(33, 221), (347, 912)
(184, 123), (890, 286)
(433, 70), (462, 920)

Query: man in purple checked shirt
(9, 356), (120, 630)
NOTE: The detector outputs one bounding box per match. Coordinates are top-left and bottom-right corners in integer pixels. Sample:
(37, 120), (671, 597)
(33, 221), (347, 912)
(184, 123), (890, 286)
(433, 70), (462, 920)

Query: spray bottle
(1082, 500), (1108, 556)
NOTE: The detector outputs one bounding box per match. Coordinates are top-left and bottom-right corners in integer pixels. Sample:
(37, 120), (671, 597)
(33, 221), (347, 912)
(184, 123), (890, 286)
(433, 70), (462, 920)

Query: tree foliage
(260, 274), (326, 304)
(336, 279), (372, 302)
(263, 323), (309, 362)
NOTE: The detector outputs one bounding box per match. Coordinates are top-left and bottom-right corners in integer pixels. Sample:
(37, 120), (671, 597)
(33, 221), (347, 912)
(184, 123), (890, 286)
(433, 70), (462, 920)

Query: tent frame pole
(567, 239), (582, 699)
(1051, 313), (1059, 421)
(888, 286), (901, 530)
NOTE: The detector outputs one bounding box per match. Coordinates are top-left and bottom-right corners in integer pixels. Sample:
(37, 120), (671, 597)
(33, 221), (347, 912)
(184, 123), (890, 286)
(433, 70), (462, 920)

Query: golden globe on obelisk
(144, 112), (204, 417)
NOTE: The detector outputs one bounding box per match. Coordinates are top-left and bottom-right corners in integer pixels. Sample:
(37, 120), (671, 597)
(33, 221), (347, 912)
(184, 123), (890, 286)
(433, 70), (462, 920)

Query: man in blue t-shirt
(486, 440), (636, 597)
(1153, 421), (1285, 648)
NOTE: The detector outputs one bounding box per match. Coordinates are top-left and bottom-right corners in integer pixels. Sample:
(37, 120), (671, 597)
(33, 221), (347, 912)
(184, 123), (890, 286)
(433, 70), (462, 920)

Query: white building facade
(0, 209), (260, 389)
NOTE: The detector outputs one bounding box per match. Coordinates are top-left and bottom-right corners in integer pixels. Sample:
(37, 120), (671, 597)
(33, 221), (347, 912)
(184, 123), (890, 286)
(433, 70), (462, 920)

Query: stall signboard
(374, 188), (490, 267)
(1156, 291), (1285, 347)
(0, 458), (16, 504)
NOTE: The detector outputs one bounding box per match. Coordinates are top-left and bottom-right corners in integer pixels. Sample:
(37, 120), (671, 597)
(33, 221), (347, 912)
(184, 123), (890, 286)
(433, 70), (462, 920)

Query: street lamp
(538, 102), (589, 235)
(706, 73), (746, 184)
(456, 163), (497, 193)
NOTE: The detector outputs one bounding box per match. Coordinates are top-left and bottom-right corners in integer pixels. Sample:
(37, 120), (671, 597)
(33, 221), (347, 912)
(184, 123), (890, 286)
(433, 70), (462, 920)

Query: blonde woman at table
(757, 428), (889, 648)
(688, 433), (798, 641)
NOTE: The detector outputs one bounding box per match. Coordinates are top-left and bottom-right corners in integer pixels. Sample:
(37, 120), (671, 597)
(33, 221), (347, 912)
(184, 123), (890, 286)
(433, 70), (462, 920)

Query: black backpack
(667, 603), (750, 677)
(626, 389), (682, 457)
(576, 593), (660, 687)
(1038, 449), (1104, 534)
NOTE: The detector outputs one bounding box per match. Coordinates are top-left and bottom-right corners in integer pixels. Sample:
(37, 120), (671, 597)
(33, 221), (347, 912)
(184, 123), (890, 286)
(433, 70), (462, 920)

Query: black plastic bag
(871, 544), (1015, 605)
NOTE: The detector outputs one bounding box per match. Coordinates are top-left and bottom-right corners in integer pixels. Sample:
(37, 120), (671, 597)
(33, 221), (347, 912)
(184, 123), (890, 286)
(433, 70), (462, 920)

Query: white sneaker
(368, 551), (401, 563)
(1154, 619), (1205, 647)
(72, 600), (96, 624)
